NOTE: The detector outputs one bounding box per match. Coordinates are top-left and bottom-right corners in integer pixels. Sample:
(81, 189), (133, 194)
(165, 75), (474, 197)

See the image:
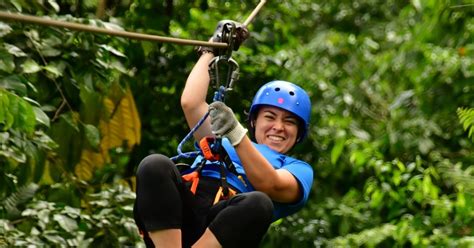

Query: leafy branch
(457, 107), (474, 141)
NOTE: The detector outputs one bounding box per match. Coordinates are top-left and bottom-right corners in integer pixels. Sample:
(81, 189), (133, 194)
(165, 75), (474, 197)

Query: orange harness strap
(181, 171), (200, 194)
(181, 159), (206, 195)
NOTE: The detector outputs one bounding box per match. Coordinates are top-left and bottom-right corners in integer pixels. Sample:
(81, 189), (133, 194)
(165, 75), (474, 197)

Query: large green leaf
(0, 49), (15, 73)
(21, 59), (41, 74)
(0, 89), (35, 133)
(0, 75), (27, 95)
(33, 106), (50, 128)
(83, 124), (100, 150)
(0, 22), (12, 37)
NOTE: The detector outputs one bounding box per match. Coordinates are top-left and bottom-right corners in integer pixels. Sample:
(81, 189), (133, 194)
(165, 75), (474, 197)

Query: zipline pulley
(209, 22), (240, 103)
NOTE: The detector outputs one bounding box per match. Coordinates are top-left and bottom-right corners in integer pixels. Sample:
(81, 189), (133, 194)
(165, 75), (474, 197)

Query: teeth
(268, 135), (284, 141)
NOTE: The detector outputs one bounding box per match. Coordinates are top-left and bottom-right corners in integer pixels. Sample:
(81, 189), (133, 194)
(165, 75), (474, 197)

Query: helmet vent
(275, 87), (280, 91)
(289, 91), (295, 96)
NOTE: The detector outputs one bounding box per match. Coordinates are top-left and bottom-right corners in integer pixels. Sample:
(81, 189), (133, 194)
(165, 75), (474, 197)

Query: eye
(286, 120), (297, 125)
(264, 114), (275, 120)
(285, 117), (298, 125)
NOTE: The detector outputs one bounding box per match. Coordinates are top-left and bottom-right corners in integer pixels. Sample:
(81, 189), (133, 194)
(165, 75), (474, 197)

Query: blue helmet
(249, 80), (311, 142)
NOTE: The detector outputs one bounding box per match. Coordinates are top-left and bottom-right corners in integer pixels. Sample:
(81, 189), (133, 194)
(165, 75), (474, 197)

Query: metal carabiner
(224, 57), (239, 91)
(208, 56), (239, 88)
(207, 20), (240, 101)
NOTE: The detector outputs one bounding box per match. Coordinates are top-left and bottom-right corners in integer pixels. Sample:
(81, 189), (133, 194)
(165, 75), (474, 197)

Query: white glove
(209, 101), (248, 146)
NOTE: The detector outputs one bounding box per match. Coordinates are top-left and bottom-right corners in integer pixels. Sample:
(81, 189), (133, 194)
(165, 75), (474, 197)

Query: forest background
(0, 0), (473, 247)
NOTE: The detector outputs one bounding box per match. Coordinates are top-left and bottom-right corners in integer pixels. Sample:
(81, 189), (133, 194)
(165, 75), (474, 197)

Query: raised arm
(181, 20), (249, 141)
(181, 53), (214, 141)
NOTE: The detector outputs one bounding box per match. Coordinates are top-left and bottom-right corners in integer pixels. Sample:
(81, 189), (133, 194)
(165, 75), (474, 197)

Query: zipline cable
(0, 0), (266, 47)
(243, 0), (267, 27)
(0, 11), (227, 48)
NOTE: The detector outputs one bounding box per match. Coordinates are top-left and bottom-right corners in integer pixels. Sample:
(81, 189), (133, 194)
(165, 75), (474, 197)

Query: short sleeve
(272, 160), (313, 220)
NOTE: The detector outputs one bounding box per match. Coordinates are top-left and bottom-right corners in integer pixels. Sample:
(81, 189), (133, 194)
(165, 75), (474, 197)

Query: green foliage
(0, 183), (141, 247)
(1, 183), (39, 219)
(1, 0), (143, 245)
(261, 0), (474, 246)
(0, 0), (473, 247)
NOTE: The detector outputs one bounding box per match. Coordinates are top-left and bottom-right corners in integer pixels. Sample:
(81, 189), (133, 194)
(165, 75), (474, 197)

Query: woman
(133, 21), (313, 248)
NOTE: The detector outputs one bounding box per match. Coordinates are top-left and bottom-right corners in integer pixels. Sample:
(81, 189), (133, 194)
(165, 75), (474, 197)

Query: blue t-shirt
(190, 138), (313, 220)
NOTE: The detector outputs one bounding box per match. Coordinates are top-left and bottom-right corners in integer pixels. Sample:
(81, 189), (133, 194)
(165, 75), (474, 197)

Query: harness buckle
(199, 136), (221, 161)
(213, 186), (237, 205)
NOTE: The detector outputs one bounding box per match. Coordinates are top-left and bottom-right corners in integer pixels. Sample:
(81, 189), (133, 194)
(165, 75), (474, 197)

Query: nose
(272, 120), (284, 131)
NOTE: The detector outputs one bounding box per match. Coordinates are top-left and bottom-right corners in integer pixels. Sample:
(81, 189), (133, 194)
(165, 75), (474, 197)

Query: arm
(181, 20), (249, 141)
(181, 53), (214, 141)
(235, 137), (301, 203)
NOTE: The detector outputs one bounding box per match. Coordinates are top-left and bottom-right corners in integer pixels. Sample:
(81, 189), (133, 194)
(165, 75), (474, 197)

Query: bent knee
(240, 191), (274, 221)
(136, 154), (175, 179)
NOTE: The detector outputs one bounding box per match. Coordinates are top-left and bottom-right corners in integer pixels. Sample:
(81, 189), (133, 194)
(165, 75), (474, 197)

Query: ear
(250, 120), (255, 128)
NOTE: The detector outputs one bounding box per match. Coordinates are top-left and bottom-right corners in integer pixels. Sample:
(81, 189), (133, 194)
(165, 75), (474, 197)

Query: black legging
(133, 154), (274, 248)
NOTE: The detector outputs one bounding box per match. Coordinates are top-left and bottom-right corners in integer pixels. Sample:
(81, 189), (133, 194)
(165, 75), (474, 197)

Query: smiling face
(253, 106), (300, 154)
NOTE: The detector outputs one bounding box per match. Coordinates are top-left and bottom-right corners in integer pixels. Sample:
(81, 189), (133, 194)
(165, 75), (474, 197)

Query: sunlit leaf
(99, 44), (126, 57)
(0, 76), (27, 95)
(53, 214), (78, 232)
(9, 0), (22, 11)
(0, 22), (12, 37)
(0, 91), (13, 130)
(4, 43), (27, 57)
(47, 0), (60, 12)
(83, 124), (100, 149)
(17, 96), (36, 134)
(44, 234), (66, 245)
(21, 59), (41, 74)
(109, 59), (128, 74)
(33, 106), (50, 128)
(101, 22), (124, 31)
(418, 138), (434, 155)
(41, 47), (62, 57)
(0, 49), (15, 73)
(331, 138), (345, 165)
(44, 64), (64, 78)
(411, 0), (422, 11)
(457, 107), (474, 141)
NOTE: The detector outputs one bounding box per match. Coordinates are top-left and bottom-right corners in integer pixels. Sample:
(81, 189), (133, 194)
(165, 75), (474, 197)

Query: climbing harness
(182, 136), (240, 204)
